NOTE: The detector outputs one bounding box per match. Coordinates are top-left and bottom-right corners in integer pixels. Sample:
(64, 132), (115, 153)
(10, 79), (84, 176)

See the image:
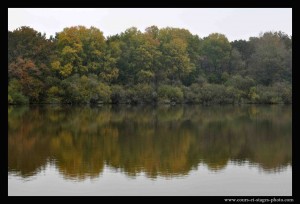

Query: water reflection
(8, 105), (292, 180)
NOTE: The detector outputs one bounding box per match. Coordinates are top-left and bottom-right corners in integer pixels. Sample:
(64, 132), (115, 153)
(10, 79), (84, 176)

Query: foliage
(198, 84), (239, 104)
(158, 85), (184, 103)
(8, 26), (292, 104)
(8, 79), (29, 104)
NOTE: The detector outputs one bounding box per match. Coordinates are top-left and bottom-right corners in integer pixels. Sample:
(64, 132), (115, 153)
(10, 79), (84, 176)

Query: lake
(8, 105), (292, 196)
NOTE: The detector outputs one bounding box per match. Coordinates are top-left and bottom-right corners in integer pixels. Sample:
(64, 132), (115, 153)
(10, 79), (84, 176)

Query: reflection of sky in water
(8, 162), (292, 196)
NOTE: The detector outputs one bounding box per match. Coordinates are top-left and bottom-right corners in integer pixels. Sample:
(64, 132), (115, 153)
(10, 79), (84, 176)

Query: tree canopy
(8, 26), (292, 104)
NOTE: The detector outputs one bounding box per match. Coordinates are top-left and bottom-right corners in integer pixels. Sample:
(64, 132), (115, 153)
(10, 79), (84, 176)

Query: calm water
(8, 105), (292, 196)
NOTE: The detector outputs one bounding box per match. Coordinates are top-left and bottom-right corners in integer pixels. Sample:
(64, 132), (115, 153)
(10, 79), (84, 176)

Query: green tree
(201, 33), (231, 81)
(8, 79), (29, 104)
(158, 28), (195, 84)
(248, 32), (291, 85)
(53, 26), (108, 78)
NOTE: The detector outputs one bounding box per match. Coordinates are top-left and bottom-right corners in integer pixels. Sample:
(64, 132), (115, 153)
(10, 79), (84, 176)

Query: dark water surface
(8, 105), (292, 196)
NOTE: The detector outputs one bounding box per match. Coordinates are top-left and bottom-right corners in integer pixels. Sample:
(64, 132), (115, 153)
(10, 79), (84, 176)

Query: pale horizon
(8, 8), (292, 41)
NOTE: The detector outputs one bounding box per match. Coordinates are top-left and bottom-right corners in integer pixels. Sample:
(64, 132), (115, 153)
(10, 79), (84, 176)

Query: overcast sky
(8, 8), (292, 41)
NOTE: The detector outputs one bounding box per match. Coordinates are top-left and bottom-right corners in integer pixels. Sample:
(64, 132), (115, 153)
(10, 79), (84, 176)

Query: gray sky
(8, 8), (292, 41)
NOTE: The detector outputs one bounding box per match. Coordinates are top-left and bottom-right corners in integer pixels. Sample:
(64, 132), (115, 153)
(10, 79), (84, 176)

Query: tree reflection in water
(8, 105), (292, 180)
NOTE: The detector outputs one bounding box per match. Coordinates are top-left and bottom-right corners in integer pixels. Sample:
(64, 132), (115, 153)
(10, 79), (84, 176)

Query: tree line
(8, 26), (292, 104)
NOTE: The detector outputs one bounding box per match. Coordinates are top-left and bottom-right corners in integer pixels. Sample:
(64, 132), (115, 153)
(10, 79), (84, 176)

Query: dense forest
(8, 26), (292, 104)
